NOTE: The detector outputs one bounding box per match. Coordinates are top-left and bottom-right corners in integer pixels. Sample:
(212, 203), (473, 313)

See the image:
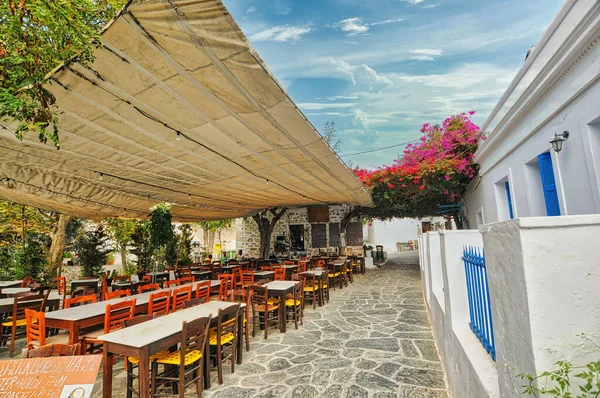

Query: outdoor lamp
(550, 131), (569, 153)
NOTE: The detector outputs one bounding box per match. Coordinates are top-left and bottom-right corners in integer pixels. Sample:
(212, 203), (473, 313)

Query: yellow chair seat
(2, 318), (26, 327)
(209, 332), (235, 346)
(285, 299), (301, 306)
(154, 349), (203, 366)
(267, 298), (280, 305)
(128, 349), (170, 364)
(303, 286), (319, 292)
(328, 273), (340, 277)
(322, 284), (328, 288)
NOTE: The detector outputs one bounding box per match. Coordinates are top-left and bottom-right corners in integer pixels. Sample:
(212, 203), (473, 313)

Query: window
(476, 208), (484, 226)
(505, 181), (514, 219)
(537, 152), (561, 216)
(525, 159), (546, 216)
(495, 177), (513, 221)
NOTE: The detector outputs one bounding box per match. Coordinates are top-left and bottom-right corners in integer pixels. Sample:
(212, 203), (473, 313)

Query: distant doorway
(290, 225), (305, 251)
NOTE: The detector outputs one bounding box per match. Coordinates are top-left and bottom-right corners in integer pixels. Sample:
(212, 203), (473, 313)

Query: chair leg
(264, 312), (268, 340)
(126, 361), (133, 398)
(245, 322), (250, 351)
(217, 343), (223, 385)
(150, 361), (157, 398)
(231, 339), (236, 375)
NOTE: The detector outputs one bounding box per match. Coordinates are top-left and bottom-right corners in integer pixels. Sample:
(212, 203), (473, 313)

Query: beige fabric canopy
(0, 0), (372, 222)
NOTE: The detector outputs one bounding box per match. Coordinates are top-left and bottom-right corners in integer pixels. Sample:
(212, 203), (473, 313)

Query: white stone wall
(235, 205), (363, 258)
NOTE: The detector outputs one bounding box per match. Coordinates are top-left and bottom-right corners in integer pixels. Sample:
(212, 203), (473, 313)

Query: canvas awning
(0, 0), (372, 222)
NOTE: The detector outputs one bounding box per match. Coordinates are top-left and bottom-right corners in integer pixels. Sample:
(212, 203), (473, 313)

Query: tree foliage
(76, 224), (111, 277)
(104, 217), (140, 274)
(149, 203), (174, 250)
(130, 221), (152, 271)
(0, 0), (127, 147)
(353, 112), (482, 227)
(323, 121), (341, 153)
(177, 224), (194, 266)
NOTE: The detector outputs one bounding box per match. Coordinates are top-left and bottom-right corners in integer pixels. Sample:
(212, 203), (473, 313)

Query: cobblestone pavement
(90, 251), (448, 398)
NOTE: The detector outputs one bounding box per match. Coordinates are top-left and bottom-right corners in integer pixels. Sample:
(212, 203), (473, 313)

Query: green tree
(104, 218), (138, 275)
(323, 121), (341, 153)
(0, 0), (128, 147)
(196, 219), (234, 257)
(76, 224), (111, 277)
(14, 239), (47, 281)
(177, 224), (194, 266)
(130, 221), (152, 271)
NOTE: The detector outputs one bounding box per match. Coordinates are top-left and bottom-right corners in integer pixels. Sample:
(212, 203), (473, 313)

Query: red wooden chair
(138, 283), (160, 294)
(64, 294), (97, 308)
(25, 309), (69, 349)
(104, 290), (130, 300)
(171, 285), (192, 312)
(165, 280), (181, 288)
(195, 280), (212, 302)
(148, 291), (170, 317)
(81, 299), (136, 354)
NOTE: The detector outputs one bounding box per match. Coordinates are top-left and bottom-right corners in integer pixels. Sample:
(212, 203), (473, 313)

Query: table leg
(102, 346), (113, 398)
(319, 276), (325, 306)
(138, 347), (150, 398)
(69, 322), (80, 346)
(237, 312), (243, 365)
(279, 293), (286, 333)
(203, 343), (211, 389)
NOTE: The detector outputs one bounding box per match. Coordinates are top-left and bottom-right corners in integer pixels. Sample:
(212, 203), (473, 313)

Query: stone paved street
(91, 251), (448, 398)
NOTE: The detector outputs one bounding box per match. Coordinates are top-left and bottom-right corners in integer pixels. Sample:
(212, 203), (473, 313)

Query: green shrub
(76, 225), (111, 277)
(520, 359), (600, 397)
(14, 240), (47, 281)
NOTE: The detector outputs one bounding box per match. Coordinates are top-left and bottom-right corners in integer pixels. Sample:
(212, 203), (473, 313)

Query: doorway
(289, 225), (305, 251)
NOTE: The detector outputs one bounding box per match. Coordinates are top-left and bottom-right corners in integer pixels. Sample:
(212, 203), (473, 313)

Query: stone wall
(236, 205), (363, 258)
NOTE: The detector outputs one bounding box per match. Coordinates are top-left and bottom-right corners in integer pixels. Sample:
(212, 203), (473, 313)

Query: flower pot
(365, 251), (372, 258)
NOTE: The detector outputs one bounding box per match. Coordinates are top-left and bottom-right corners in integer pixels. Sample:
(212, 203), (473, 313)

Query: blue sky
(224, 0), (565, 168)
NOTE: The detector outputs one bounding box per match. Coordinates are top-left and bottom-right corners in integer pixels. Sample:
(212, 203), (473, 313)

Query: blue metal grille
(463, 246), (496, 360)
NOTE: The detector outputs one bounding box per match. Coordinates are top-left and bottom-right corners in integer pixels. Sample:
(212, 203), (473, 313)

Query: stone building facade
(236, 205), (364, 258)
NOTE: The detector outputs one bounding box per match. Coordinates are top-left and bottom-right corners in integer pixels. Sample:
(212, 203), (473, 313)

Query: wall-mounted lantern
(550, 131), (569, 153)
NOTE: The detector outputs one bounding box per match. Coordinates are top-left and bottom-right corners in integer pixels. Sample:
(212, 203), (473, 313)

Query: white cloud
(401, 0), (425, 4)
(352, 108), (388, 129)
(394, 63), (514, 89)
(297, 102), (356, 110)
(325, 95), (359, 100)
(411, 55), (435, 61)
(331, 18), (369, 36)
(370, 18), (405, 26)
(245, 6), (257, 14)
(409, 49), (442, 56)
(317, 57), (393, 92)
(249, 25), (312, 42)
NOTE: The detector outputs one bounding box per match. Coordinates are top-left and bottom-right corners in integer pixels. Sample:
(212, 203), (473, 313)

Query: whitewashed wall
(464, 0), (600, 226)
(364, 217), (452, 252)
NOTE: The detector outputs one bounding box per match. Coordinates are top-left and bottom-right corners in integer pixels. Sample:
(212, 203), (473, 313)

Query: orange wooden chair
(180, 276), (195, 284)
(171, 285), (192, 312)
(165, 280), (181, 288)
(64, 294), (97, 308)
(297, 262), (307, 274)
(218, 274), (235, 301)
(195, 280), (212, 302)
(142, 275), (153, 282)
(25, 309), (70, 349)
(137, 283), (159, 294)
(104, 290), (130, 301)
(20, 277), (34, 288)
(260, 265), (274, 271)
(81, 299), (136, 354)
(274, 268), (286, 281)
(56, 276), (68, 308)
(21, 343), (80, 358)
(148, 291), (170, 317)
(241, 271), (255, 288)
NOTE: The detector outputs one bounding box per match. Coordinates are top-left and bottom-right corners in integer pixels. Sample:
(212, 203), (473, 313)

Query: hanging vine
(149, 203), (173, 250)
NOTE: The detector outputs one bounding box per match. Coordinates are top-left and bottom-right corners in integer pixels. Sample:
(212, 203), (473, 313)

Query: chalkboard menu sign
(308, 206), (330, 223)
(346, 222), (364, 246)
(311, 223), (327, 248)
(329, 223), (340, 246)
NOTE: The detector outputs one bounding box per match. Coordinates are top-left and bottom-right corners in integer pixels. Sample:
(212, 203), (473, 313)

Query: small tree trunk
(120, 244), (128, 275)
(253, 208), (287, 259)
(453, 212), (464, 230)
(49, 214), (73, 277)
(207, 231), (216, 257)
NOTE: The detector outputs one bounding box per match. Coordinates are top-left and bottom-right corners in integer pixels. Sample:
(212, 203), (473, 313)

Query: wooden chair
(260, 265), (274, 271)
(1, 292), (49, 357)
(240, 270), (255, 289)
(150, 316), (211, 397)
(232, 289), (251, 352)
(165, 280), (181, 288)
(327, 263), (342, 290)
(209, 304), (240, 385)
(300, 274), (320, 310)
(218, 274), (235, 300)
(148, 291), (170, 317)
(142, 275), (153, 283)
(104, 289), (130, 300)
(64, 294), (97, 308)
(283, 260), (295, 266)
(25, 309), (69, 349)
(344, 260), (354, 284)
(81, 299), (136, 354)
(233, 268), (243, 289)
(21, 343), (80, 358)
(138, 283), (159, 294)
(20, 277), (34, 288)
(56, 276), (68, 308)
(274, 268), (286, 281)
(195, 280), (212, 302)
(183, 297), (206, 308)
(297, 262), (307, 274)
(180, 275), (195, 284)
(101, 274), (108, 300)
(171, 285), (192, 312)
(249, 285), (280, 340)
(286, 280), (304, 330)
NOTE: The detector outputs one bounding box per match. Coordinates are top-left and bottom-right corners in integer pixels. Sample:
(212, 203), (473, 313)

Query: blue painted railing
(463, 246), (496, 360)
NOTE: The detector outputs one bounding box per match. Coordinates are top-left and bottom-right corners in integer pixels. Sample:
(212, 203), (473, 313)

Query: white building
(463, 0), (600, 226)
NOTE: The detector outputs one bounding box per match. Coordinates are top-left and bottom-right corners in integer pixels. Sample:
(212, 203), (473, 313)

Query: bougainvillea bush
(354, 112), (483, 226)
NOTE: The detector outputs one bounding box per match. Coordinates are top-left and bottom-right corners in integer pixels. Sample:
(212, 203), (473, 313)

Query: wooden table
(98, 300), (244, 398)
(301, 270), (326, 306)
(70, 279), (100, 294)
(254, 271), (275, 282)
(0, 292), (61, 314)
(191, 270), (211, 280)
(263, 281), (298, 333)
(45, 280), (220, 344)
(0, 280), (23, 289)
(219, 265), (240, 274)
(0, 287), (32, 296)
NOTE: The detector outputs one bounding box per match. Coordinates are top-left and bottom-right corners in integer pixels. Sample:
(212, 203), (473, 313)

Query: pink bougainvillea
(353, 112), (483, 220)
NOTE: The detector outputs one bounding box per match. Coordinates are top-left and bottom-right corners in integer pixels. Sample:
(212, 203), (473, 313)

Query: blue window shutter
(505, 181), (514, 219)
(537, 153), (561, 216)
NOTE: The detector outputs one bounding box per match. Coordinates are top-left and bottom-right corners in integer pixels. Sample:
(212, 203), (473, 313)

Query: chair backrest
(148, 291), (170, 317)
(64, 294), (97, 308)
(215, 304), (240, 344)
(241, 270), (254, 288)
(124, 314), (153, 328)
(142, 275), (153, 282)
(180, 267), (192, 276)
(293, 279), (304, 302)
(12, 292), (49, 324)
(260, 265), (273, 271)
(195, 280), (212, 302)
(165, 280), (181, 288)
(21, 343), (80, 359)
(180, 276), (195, 284)
(250, 285), (268, 307)
(183, 297), (206, 308)
(171, 285), (192, 312)
(104, 299), (136, 334)
(283, 260), (295, 265)
(300, 273), (317, 288)
(113, 275), (131, 283)
(218, 273), (235, 290)
(274, 268), (286, 281)
(25, 309), (46, 346)
(101, 274), (108, 299)
(179, 316), (211, 368)
(218, 275), (233, 301)
(56, 276), (67, 295)
(104, 289), (130, 300)
(138, 283), (159, 294)
(20, 277), (34, 288)
(297, 263), (307, 274)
